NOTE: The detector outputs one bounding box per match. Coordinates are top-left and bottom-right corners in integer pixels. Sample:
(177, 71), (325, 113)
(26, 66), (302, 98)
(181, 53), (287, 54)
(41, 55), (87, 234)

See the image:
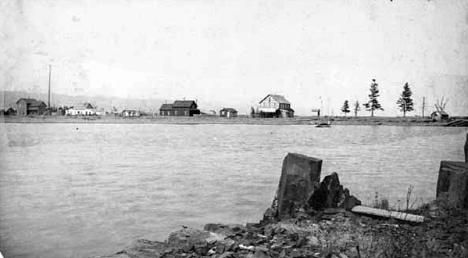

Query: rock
(289, 249), (301, 257)
(306, 235), (320, 248)
(219, 252), (236, 258)
(308, 173), (343, 210)
(167, 227), (221, 254)
(262, 207), (278, 224)
(339, 188), (362, 211)
(276, 153), (322, 220)
(123, 239), (167, 258)
(436, 161), (468, 208)
(204, 223), (220, 232)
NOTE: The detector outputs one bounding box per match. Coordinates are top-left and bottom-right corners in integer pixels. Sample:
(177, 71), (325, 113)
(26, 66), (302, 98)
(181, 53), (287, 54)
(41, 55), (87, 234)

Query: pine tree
(354, 101), (360, 117)
(341, 100), (350, 116)
(396, 82), (414, 117)
(363, 79), (384, 117)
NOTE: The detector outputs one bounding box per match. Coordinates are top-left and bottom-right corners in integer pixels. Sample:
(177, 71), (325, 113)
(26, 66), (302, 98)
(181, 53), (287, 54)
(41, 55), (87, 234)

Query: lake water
(0, 123), (466, 258)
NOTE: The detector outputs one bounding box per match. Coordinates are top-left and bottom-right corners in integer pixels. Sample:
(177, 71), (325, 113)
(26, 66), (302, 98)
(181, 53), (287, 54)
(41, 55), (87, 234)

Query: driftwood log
(351, 205), (425, 223)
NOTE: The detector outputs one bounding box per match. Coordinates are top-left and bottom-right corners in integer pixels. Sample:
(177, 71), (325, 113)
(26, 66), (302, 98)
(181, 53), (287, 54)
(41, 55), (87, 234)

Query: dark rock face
(465, 132), (468, 162)
(437, 161), (468, 208)
(308, 172), (361, 210)
(276, 153), (322, 219)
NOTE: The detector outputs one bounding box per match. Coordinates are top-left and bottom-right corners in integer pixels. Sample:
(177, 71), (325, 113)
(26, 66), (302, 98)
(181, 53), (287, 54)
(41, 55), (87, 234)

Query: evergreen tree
(354, 101), (360, 117)
(363, 79), (384, 117)
(341, 100), (350, 116)
(250, 107), (255, 118)
(396, 82), (414, 117)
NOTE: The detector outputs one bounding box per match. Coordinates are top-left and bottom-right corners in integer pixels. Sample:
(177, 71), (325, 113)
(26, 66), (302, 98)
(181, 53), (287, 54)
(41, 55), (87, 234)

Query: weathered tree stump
(436, 161), (468, 208)
(276, 153), (322, 219)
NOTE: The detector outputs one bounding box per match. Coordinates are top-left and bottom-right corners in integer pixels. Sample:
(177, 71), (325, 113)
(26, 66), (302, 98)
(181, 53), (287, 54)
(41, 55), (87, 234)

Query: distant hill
(1, 90), (168, 113)
(0, 90), (248, 114)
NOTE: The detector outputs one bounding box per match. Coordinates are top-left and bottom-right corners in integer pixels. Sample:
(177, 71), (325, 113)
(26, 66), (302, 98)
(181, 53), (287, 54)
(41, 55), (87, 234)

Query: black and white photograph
(1, 0), (468, 257)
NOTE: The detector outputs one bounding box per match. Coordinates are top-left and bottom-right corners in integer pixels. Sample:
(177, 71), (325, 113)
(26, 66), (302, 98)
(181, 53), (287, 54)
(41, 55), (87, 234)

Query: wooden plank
(351, 205), (425, 223)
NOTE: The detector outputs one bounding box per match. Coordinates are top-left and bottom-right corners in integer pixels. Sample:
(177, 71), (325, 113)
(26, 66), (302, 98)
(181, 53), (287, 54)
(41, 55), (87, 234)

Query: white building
(66, 103), (96, 116)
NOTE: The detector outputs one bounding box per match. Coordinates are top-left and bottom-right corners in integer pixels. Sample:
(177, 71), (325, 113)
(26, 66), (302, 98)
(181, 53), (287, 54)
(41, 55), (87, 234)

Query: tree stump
(276, 153), (322, 219)
(436, 161), (468, 208)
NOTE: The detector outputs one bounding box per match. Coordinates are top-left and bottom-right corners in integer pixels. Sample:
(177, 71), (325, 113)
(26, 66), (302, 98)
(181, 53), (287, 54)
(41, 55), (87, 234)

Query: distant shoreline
(0, 115), (458, 126)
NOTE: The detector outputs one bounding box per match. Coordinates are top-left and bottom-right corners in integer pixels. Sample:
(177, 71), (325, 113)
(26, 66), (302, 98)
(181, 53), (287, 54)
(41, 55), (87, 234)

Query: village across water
(0, 123), (465, 258)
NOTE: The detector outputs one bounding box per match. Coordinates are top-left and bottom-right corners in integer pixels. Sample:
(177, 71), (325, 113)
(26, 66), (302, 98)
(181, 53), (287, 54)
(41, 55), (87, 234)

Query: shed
(431, 111), (449, 121)
(220, 108), (238, 118)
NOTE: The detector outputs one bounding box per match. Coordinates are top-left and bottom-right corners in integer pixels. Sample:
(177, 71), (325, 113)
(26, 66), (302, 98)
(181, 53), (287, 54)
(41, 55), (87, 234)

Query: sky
(1, 0), (468, 115)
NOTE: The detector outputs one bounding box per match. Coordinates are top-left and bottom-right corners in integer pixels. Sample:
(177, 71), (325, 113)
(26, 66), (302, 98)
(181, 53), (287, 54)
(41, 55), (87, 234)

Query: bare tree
(434, 97), (449, 113)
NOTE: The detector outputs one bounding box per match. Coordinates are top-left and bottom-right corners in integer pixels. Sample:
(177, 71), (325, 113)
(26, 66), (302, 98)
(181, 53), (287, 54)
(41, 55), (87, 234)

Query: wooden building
(220, 108), (238, 118)
(159, 100), (200, 116)
(159, 104), (173, 116)
(16, 98), (47, 116)
(431, 110), (449, 121)
(258, 94), (294, 118)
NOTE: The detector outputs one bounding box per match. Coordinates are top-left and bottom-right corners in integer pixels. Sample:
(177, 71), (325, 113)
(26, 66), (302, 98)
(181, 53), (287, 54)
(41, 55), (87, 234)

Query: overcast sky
(2, 0), (468, 115)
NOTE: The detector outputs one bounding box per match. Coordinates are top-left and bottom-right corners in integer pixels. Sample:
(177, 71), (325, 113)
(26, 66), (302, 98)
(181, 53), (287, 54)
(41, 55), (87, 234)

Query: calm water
(0, 123), (465, 258)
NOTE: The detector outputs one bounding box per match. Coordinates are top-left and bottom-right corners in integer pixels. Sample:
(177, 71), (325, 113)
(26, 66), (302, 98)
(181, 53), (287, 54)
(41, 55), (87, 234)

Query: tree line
(340, 79), (444, 118)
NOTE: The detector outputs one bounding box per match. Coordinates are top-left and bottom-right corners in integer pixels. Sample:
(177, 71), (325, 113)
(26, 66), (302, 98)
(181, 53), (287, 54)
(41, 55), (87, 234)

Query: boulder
(308, 173), (361, 211)
(276, 153), (322, 219)
(436, 161), (468, 208)
(124, 239), (167, 258)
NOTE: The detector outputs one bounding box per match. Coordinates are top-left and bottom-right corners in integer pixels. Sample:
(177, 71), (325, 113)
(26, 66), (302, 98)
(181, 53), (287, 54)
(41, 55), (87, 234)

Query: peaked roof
(16, 98), (47, 107)
(259, 94), (290, 104)
(220, 108), (237, 112)
(159, 104), (173, 110)
(72, 102), (94, 110)
(173, 100), (197, 108)
(30, 101), (47, 107)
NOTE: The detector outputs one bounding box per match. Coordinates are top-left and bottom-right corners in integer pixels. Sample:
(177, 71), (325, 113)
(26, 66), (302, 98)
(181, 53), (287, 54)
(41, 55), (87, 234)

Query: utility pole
(48, 64), (51, 108)
(422, 97), (426, 118)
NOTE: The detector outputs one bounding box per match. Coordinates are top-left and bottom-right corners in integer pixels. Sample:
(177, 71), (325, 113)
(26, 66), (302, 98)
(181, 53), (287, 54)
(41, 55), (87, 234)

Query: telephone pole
(48, 64), (51, 108)
(422, 97), (426, 118)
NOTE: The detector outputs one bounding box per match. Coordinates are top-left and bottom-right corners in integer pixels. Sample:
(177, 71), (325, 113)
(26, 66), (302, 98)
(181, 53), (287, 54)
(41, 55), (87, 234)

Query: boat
(315, 121), (331, 128)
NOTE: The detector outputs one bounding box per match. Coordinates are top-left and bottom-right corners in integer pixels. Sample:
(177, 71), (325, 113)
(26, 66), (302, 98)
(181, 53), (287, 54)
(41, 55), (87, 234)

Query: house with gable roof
(65, 102), (96, 116)
(159, 100), (200, 116)
(16, 98), (47, 116)
(258, 94), (294, 118)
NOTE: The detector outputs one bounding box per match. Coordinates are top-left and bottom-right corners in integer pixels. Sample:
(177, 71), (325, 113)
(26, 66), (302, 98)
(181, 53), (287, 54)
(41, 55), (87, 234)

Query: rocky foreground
(95, 150), (468, 258)
(95, 202), (467, 258)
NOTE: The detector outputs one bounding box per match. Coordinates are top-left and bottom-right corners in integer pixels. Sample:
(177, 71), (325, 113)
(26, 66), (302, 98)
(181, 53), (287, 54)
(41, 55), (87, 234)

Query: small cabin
(431, 111), (449, 121)
(220, 108), (238, 118)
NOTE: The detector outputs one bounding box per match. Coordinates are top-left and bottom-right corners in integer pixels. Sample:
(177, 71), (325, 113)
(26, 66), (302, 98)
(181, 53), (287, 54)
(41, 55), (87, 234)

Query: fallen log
(351, 205), (425, 223)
